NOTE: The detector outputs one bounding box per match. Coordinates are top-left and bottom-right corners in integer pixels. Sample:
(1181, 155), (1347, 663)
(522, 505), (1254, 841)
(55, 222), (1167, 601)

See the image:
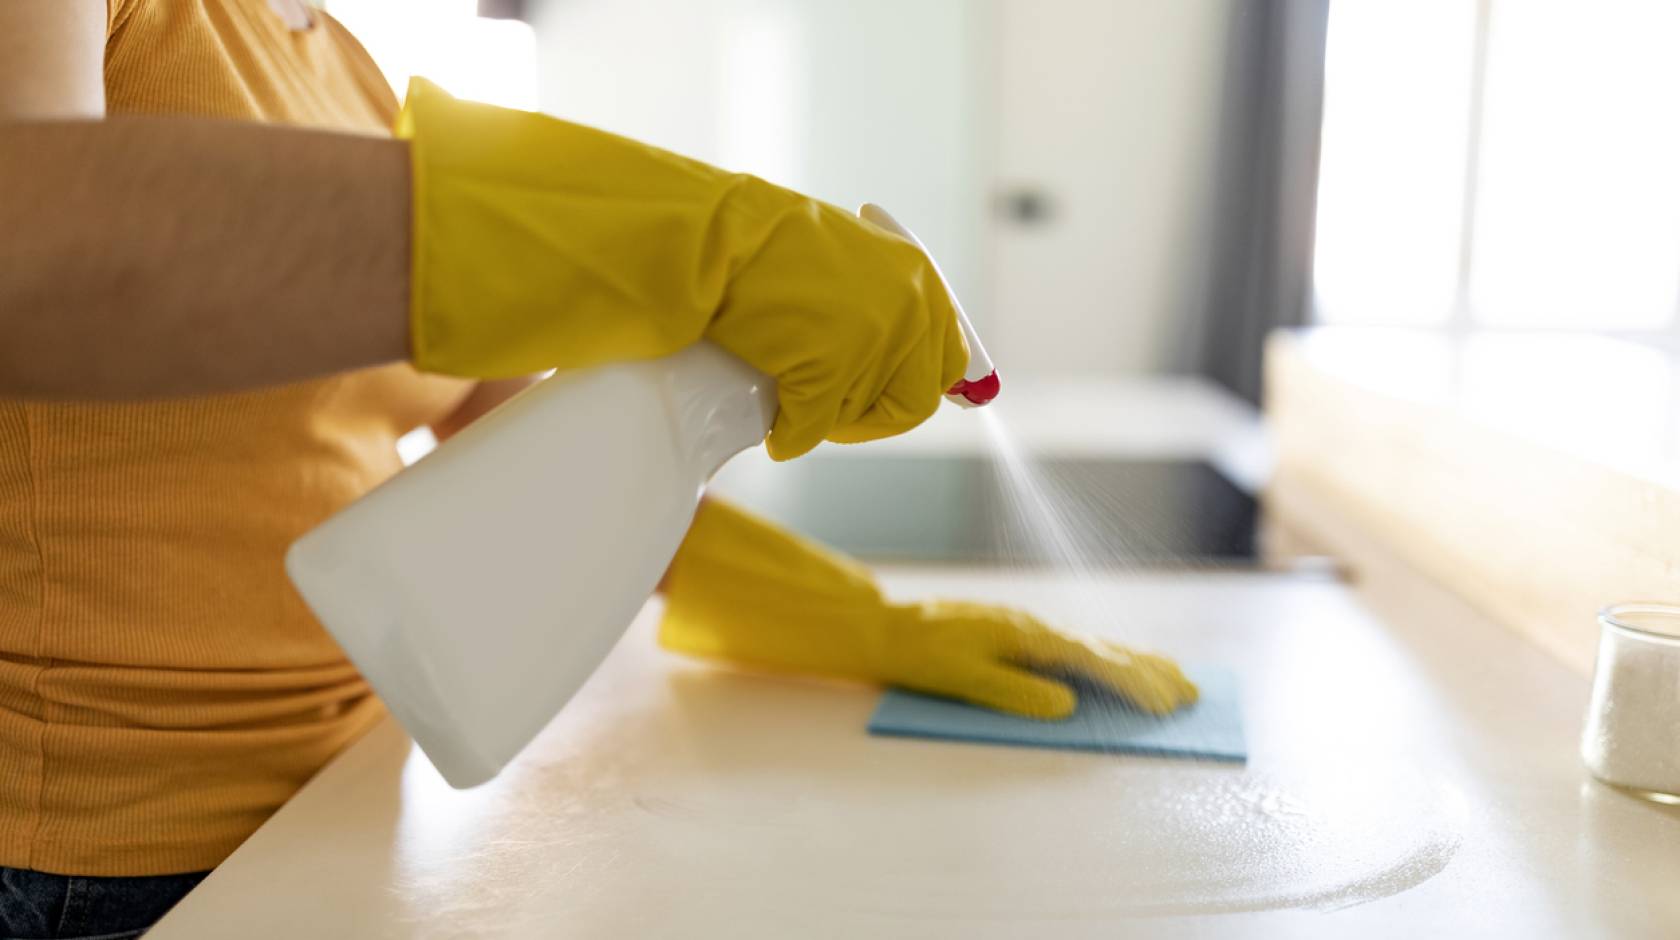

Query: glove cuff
(659, 499), (892, 680)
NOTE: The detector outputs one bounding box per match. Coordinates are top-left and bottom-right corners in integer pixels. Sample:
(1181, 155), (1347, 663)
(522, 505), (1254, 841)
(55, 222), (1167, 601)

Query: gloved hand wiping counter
(662, 500), (1198, 719)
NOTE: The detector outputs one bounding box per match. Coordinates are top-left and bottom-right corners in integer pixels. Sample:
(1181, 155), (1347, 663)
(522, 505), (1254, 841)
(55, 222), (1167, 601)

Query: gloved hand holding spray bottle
(287, 80), (1193, 789)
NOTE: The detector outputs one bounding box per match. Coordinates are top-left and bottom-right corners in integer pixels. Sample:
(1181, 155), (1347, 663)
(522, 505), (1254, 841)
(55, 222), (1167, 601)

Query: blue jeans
(0, 868), (208, 940)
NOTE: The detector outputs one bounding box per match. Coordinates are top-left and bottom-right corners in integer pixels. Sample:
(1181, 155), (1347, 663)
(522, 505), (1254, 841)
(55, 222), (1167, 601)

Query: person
(0, 1), (1197, 936)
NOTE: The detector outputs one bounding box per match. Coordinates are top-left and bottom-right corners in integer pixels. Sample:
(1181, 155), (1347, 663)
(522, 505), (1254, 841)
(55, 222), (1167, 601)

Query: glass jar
(1580, 603), (1680, 803)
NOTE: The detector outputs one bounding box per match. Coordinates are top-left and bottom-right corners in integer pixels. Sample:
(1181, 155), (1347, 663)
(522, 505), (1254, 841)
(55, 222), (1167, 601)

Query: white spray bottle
(285, 205), (998, 788)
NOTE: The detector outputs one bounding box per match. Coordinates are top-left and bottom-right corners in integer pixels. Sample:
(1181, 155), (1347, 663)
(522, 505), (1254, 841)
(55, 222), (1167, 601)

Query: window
(1313, 0), (1680, 338)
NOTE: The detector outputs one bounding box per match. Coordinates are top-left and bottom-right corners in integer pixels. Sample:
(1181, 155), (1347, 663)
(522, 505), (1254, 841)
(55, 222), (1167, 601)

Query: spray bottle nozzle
(948, 369), (1001, 408)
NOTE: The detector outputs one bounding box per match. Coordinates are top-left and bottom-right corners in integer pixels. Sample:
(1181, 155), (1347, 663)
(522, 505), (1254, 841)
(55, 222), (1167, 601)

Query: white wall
(986, 0), (1234, 376)
(529, 0), (1234, 378)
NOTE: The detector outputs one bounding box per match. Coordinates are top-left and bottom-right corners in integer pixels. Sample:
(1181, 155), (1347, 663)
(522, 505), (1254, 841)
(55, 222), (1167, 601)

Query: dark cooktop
(714, 457), (1258, 568)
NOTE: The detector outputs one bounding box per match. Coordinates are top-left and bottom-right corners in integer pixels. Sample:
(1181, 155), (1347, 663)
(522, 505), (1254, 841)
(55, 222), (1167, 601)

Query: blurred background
(325, 0), (1680, 403)
(327, 0), (1270, 391)
(331, 0), (1680, 576)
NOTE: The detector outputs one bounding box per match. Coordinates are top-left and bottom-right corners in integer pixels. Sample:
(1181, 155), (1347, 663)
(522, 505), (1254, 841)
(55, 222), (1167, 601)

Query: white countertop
(151, 564), (1679, 937)
(148, 375), (1679, 936)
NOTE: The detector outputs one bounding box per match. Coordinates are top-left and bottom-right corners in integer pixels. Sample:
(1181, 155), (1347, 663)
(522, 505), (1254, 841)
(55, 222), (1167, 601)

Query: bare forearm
(0, 116), (412, 399)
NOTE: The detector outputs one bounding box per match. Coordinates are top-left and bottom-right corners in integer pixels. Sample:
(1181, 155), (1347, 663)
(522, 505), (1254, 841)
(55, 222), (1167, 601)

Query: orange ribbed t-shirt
(0, 0), (473, 876)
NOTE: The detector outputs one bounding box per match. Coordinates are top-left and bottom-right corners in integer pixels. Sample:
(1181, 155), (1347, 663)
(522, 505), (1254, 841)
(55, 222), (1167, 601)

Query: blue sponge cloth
(867, 665), (1246, 762)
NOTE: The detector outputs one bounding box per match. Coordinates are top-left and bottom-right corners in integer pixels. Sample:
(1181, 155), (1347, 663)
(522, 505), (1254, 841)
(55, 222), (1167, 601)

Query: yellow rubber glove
(394, 79), (967, 460)
(659, 500), (1199, 719)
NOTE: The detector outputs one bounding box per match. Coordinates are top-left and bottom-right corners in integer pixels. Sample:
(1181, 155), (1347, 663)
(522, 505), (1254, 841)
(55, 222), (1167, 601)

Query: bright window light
(325, 0), (538, 111)
(1315, 0), (1680, 334)
(1469, 0), (1680, 329)
(1313, 0), (1477, 326)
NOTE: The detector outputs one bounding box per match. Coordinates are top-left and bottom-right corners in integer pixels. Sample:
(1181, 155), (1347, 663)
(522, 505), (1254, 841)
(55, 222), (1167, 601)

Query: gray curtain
(478, 0), (528, 19)
(1192, 0), (1331, 404)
